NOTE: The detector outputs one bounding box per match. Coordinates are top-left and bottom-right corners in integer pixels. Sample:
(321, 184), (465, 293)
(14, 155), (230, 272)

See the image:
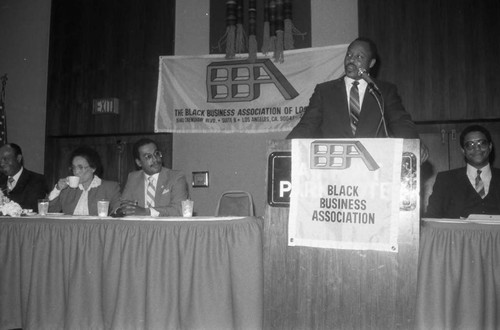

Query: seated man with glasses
(116, 138), (189, 217)
(426, 124), (500, 218)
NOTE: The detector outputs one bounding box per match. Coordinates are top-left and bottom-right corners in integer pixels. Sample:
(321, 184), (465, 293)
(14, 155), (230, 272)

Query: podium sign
(267, 151), (292, 206)
(288, 138), (403, 252)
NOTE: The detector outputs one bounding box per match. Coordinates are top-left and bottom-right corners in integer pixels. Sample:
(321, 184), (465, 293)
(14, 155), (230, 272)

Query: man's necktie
(146, 177), (156, 207)
(475, 169), (486, 199)
(7, 177), (15, 192)
(349, 81), (361, 135)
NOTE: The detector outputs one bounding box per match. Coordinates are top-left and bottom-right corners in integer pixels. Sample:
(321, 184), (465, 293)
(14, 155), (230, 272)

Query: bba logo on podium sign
(267, 141), (380, 207)
(309, 140), (379, 171)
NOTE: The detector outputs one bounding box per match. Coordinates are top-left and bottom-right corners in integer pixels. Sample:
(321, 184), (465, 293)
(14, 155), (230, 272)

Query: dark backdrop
(359, 0), (500, 122)
(45, 0), (175, 187)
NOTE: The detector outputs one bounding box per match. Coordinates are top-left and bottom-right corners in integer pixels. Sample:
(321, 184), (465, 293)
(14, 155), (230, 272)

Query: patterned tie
(475, 169), (486, 199)
(7, 177), (15, 192)
(349, 81), (361, 135)
(146, 176), (156, 207)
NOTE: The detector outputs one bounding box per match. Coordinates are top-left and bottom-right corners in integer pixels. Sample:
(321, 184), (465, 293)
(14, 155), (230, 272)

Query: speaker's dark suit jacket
(286, 77), (419, 139)
(426, 167), (500, 218)
(121, 167), (189, 216)
(0, 168), (48, 210)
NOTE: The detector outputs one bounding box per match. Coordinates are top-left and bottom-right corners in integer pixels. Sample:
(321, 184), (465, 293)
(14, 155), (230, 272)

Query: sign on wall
(154, 45), (347, 133)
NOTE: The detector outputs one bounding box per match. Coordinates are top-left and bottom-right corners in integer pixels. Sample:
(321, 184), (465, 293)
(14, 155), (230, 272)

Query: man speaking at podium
(426, 125), (500, 219)
(286, 37), (428, 161)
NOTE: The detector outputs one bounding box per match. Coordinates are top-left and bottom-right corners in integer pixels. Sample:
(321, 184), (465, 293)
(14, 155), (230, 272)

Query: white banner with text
(288, 139), (403, 252)
(154, 45), (348, 133)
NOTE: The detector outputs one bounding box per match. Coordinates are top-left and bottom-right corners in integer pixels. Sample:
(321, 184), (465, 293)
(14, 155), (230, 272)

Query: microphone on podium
(357, 68), (380, 95)
(357, 68), (388, 137)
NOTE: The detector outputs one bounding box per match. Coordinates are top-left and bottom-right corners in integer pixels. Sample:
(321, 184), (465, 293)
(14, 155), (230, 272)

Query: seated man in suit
(0, 143), (48, 210)
(426, 125), (500, 218)
(117, 138), (189, 217)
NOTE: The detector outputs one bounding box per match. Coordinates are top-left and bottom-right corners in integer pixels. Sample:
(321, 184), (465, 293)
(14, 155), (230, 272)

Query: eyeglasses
(346, 52), (367, 61)
(464, 139), (489, 151)
(142, 150), (162, 161)
(70, 165), (90, 172)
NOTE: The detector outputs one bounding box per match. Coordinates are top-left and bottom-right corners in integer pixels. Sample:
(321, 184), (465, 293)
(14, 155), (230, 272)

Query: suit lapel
(461, 168), (473, 188)
(69, 188), (84, 212)
(0, 180), (7, 195)
(155, 168), (168, 204)
(356, 85), (380, 137)
(10, 170), (28, 194)
(458, 168), (474, 204)
(328, 78), (353, 138)
(490, 168), (500, 200)
(136, 172), (146, 206)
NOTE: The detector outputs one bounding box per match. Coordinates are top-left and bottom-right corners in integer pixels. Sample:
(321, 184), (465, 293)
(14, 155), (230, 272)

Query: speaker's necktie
(349, 81), (360, 135)
(146, 176), (156, 207)
(475, 169), (486, 199)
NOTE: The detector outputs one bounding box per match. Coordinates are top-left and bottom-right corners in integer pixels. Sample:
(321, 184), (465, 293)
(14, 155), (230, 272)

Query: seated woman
(48, 146), (121, 215)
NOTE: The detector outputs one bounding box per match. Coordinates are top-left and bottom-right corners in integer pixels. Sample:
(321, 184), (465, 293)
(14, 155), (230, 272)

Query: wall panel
(358, 0), (500, 122)
(45, 0), (176, 187)
(46, 0), (175, 136)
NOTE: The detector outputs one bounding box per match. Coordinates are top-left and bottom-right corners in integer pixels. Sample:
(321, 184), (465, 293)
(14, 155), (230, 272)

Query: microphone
(357, 68), (388, 137)
(357, 68), (380, 94)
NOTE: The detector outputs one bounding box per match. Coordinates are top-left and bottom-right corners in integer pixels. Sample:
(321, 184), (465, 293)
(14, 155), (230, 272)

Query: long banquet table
(0, 215), (263, 330)
(416, 218), (500, 330)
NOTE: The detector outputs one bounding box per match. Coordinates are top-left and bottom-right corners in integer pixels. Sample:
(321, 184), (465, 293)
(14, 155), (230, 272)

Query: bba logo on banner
(206, 59), (298, 103)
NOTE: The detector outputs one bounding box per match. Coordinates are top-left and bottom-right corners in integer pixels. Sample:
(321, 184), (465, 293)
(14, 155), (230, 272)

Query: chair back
(215, 191), (255, 216)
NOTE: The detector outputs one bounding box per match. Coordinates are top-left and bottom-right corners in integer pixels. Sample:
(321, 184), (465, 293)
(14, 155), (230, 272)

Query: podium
(263, 139), (420, 329)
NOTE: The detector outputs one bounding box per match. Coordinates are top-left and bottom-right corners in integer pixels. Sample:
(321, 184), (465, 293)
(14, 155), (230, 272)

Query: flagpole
(0, 74), (8, 144)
